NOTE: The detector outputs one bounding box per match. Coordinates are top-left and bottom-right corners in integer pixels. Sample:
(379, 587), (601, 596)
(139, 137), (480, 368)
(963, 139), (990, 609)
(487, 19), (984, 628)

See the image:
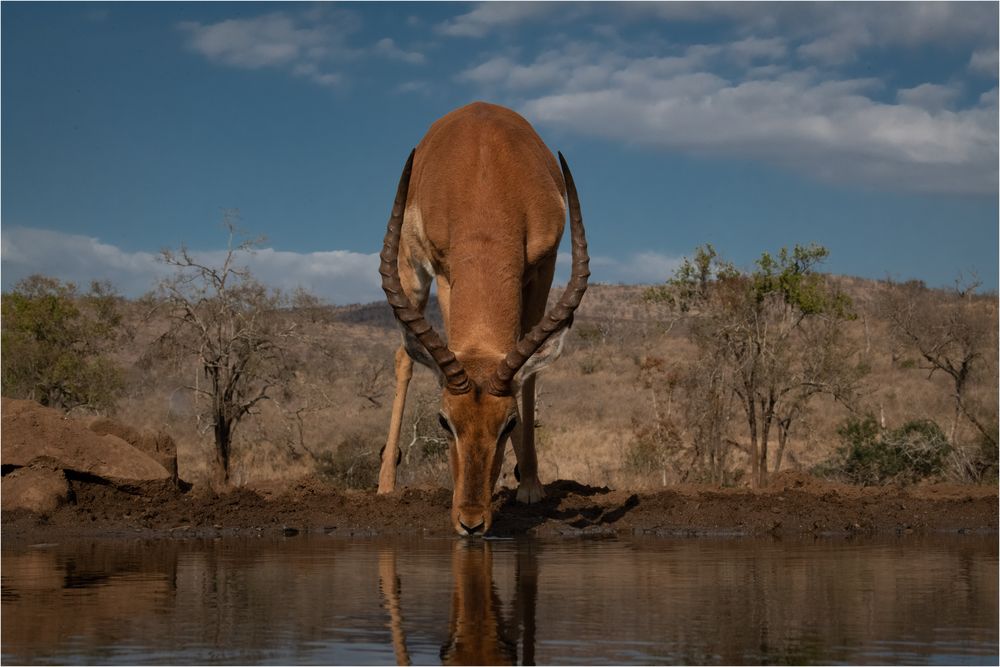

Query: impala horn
(487, 152), (590, 397)
(379, 149), (472, 395)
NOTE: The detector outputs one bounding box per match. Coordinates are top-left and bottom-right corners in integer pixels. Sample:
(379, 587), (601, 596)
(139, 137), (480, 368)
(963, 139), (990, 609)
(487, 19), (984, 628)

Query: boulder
(1, 398), (170, 482)
(87, 417), (178, 484)
(1, 462), (71, 514)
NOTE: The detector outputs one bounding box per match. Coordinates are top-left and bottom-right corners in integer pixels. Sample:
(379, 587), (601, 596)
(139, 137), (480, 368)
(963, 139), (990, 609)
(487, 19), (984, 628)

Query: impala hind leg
(511, 373), (545, 503)
(378, 345), (414, 494)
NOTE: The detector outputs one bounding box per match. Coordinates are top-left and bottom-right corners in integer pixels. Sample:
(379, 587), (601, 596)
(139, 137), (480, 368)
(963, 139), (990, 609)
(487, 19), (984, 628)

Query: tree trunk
(950, 397), (961, 447)
(958, 393), (999, 448)
(759, 408), (772, 488)
(747, 401), (759, 490)
(213, 416), (232, 489)
(774, 420), (790, 474)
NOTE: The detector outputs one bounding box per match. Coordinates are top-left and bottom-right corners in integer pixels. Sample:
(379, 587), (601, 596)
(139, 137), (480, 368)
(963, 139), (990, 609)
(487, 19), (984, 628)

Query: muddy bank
(2, 471), (995, 544)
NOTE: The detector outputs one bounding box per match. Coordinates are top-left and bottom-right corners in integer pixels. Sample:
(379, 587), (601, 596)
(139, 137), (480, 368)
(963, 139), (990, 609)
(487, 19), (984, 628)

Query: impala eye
(438, 413), (454, 435)
(500, 416), (518, 440)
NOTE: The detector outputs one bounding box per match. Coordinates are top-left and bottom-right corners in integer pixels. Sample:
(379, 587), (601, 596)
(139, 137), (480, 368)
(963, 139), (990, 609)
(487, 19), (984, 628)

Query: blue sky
(2, 1), (997, 303)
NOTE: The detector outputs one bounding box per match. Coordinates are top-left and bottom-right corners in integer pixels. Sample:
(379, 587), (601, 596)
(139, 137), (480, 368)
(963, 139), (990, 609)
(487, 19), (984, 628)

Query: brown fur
(440, 541), (517, 665)
(379, 102), (570, 535)
(408, 101), (566, 363)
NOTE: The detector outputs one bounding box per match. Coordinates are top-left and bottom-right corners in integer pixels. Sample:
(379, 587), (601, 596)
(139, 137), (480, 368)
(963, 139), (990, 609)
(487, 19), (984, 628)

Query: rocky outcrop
(1, 461), (71, 514)
(87, 417), (178, 484)
(1, 398), (174, 513)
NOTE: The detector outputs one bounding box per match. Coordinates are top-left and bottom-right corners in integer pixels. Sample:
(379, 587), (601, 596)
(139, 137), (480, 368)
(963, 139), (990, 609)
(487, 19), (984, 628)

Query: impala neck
(446, 250), (523, 381)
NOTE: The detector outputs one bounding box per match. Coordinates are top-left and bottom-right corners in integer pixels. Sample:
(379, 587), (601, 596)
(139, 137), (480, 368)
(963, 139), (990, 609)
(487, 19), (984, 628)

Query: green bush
(818, 416), (951, 486)
(1, 275), (125, 411)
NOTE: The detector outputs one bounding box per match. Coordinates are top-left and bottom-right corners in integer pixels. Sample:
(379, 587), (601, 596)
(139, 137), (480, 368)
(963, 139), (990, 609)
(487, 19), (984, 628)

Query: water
(2, 535), (996, 665)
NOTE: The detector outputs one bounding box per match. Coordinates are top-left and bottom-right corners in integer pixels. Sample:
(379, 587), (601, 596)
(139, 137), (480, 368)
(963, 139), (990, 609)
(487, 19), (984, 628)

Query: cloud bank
(2, 227), (678, 304)
(175, 4), (997, 196)
(177, 8), (425, 88)
(1, 227), (383, 304)
(450, 3), (998, 195)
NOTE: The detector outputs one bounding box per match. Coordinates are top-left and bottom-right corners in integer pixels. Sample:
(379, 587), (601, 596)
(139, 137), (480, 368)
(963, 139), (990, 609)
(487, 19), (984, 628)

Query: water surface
(2, 535), (996, 665)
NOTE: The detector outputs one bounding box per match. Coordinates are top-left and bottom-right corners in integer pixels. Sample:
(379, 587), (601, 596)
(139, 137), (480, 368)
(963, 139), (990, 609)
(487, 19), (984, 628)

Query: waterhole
(2, 535), (996, 665)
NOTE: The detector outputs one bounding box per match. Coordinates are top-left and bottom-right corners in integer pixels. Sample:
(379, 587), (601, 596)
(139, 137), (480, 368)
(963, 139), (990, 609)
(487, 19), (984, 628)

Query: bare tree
(880, 277), (998, 448)
(771, 311), (864, 473)
(153, 216), (299, 488)
(357, 360), (390, 408)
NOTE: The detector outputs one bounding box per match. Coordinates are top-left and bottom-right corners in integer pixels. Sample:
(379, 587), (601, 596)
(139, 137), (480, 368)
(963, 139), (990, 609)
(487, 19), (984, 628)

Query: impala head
(440, 539), (516, 665)
(439, 384), (518, 535)
(379, 148), (589, 537)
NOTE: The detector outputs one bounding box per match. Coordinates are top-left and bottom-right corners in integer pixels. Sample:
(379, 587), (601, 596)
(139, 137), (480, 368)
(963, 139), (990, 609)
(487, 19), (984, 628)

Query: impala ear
(519, 322), (571, 380)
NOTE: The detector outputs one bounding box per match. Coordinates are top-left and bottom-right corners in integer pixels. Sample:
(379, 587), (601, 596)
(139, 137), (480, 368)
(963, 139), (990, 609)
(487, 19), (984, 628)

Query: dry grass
(94, 278), (997, 489)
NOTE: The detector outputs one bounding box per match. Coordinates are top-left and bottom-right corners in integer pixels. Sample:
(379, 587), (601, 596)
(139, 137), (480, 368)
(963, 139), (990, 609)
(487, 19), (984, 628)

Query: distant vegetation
(2, 242), (997, 489)
(1, 275), (127, 411)
(644, 244), (861, 488)
(817, 416), (953, 486)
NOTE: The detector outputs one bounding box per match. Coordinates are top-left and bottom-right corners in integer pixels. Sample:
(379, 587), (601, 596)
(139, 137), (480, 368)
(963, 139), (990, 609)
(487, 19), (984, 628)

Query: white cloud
(556, 251), (682, 286)
(373, 37), (426, 65)
(1, 227), (384, 305)
(437, 2), (558, 38)
(395, 80), (430, 95)
(177, 11), (356, 87)
(2, 227), (682, 305)
(519, 74), (996, 194)
(633, 3), (997, 64)
(969, 48), (999, 75)
(454, 19), (998, 195)
(1, 227), (169, 289)
(725, 36), (787, 64)
(896, 83), (960, 112)
(179, 13), (325, 68)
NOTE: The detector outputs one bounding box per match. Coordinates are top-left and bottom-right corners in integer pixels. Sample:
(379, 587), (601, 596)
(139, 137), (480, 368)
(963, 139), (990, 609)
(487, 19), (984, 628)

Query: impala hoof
(516, 478), (545, 504)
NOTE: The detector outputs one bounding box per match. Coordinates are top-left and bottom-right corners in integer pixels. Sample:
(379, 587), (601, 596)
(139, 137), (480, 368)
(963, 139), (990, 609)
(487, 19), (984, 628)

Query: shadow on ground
(491, 480), (640, 536)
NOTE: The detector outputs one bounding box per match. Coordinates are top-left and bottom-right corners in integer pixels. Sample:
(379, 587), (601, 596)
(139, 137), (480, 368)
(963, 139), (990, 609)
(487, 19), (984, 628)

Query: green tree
(650, 244), (863, 488)
(1, 275), (125, 411)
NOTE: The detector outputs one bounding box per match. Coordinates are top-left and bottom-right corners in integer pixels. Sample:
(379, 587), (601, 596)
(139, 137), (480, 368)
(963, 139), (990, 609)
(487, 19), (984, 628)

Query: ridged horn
(379, 149), (472, 395)
(487, 152), (590, 396)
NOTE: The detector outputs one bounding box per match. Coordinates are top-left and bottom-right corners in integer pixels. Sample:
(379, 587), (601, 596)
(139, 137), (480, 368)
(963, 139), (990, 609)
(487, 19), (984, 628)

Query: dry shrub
(81, 277), (996, 491)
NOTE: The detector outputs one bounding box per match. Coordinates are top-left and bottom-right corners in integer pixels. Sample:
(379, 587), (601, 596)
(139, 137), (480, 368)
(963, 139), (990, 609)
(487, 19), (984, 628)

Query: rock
(1, 398), (170, 482)
(87, 417), (178, 484)
(1, 463), (71, 514)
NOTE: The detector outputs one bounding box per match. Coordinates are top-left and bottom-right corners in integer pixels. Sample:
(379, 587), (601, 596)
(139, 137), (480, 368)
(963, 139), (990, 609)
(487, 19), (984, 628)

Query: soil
(2, 471), (996, 545)
(2, 398), (995, 544)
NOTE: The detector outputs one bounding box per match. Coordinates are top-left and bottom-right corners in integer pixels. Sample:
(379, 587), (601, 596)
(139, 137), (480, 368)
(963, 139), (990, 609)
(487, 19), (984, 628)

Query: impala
(378, 101), (590, 536)
(377, 541), (539, 665)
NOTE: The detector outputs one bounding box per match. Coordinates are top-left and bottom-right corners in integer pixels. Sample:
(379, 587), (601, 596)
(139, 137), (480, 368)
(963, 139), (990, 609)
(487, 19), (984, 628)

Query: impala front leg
(511, 373), (545, 503)
(379, 345), (413, 494)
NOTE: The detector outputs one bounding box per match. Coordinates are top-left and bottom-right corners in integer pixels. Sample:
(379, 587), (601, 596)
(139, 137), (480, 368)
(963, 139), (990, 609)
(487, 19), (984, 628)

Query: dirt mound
(1, 398), (172, 513)
(0, 461), (71, 514)
(87, 417), (178, 483)
(1, 399), (994, 541)
(2, 470), (995, 544)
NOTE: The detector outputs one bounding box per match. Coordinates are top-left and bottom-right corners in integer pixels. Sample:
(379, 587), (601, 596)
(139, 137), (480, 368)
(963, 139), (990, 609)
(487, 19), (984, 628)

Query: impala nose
(458, 519), (485, 535)
(457, 508), (488, 536)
